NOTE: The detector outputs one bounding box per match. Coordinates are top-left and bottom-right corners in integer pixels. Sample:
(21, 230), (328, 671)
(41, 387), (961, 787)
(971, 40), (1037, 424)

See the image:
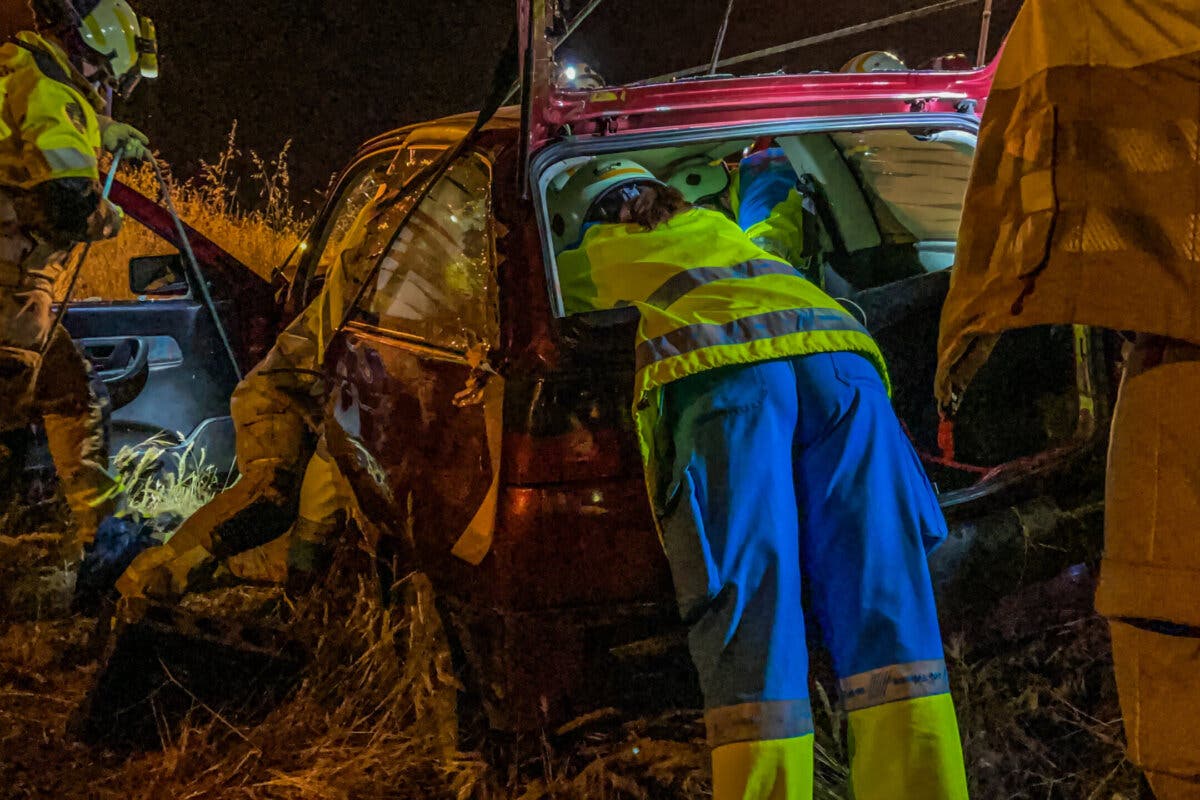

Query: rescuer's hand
(99, 119), (151, 162)
(82, 198), (124, 242)
(115, 540), (217, 602)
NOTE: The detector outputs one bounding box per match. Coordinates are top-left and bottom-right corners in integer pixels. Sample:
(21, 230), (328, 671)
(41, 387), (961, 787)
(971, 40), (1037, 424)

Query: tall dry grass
(64, 123), (307, 302)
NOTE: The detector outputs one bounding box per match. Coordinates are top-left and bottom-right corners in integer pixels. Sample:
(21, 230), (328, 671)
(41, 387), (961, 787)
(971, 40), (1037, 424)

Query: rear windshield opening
(538, 126), (975, 316)
(537, 128), (1097, 486)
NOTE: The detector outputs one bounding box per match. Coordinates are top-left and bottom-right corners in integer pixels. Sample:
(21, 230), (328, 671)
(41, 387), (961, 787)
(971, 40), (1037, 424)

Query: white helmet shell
(549, 157), (661, 253)
(666, 161), (730, 205)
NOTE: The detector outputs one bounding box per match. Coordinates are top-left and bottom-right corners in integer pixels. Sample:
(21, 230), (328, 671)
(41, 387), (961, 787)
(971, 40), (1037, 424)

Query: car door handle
(84, 337), (150, 411)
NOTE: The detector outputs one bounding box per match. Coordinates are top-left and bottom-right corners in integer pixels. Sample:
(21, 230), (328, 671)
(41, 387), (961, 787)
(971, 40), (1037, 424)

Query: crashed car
(68, 16), (1114, 735)
(272, 22), (1117, 732)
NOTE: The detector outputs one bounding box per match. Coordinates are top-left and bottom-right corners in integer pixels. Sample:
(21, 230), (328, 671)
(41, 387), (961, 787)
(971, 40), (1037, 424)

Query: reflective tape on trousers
(643, 259), (800, 310)
(636, 305), (869, 371)
(704, 698), (815, 747)
(840, 659), (951, 712)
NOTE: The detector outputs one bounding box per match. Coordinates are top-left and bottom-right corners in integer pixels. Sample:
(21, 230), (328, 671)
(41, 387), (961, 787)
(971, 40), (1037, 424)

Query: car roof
(354, 106), (522, 159)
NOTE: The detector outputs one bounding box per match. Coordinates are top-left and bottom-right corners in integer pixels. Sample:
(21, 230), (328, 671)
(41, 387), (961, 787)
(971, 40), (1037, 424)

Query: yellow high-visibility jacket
(936, 0), (1200, 409)
(0, 32), (104, 189)
(558, 207), (888, 497)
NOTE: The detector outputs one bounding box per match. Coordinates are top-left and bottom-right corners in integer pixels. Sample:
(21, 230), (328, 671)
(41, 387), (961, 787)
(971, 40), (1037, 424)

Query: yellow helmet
(34, 0), (159, 93)
(76, 0), (158, 93)
(841, 50), (907, 73)
(549, 157), (662, 253)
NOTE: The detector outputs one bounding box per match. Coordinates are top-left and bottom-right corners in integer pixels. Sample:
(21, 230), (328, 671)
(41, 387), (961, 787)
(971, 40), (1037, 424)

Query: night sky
(122, 0), (1022, 207)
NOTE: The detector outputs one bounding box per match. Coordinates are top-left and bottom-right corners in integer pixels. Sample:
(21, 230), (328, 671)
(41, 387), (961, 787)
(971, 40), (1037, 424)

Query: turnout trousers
(657, 352), (968, 800)
(0, 196), (118, 543)
(1096, 336), (1200, 799)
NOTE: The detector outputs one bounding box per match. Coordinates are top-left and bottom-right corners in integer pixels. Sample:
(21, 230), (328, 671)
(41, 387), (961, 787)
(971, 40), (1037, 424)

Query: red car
(88, 13), (1109, 733)
(252, 17), (1114, 733)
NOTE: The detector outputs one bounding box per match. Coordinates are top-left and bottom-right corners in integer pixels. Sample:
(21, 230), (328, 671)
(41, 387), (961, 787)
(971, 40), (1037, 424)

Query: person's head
(840, 50), (906, 73)
(551, 157), (691, 253)
(30, 0), (158, 96)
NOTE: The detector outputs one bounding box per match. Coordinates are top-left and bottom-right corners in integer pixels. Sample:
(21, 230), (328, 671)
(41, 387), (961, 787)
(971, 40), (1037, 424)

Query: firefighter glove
(100, 119), (151, 162)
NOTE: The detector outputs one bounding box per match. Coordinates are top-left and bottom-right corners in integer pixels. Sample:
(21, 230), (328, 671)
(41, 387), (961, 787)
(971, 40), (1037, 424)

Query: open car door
(53, 181), (278, 473)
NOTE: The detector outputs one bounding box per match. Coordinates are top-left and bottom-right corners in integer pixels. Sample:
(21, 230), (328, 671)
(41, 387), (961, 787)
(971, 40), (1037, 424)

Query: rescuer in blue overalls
(551, 157), (968, 799)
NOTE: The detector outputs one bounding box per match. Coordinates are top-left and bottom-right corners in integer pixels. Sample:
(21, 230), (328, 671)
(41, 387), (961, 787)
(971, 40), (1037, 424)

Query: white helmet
(68, 0), (158, 93)
(549, 157), (662, 253)
(841, 50), (907, 73)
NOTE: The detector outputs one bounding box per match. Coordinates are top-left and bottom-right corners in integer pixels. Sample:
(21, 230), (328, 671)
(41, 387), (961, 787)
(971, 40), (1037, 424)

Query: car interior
(538, 128), (1092, 496)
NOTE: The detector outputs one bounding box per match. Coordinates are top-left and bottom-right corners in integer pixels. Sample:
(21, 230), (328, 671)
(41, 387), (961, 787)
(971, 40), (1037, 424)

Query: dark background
(122, 0), (1023, 208)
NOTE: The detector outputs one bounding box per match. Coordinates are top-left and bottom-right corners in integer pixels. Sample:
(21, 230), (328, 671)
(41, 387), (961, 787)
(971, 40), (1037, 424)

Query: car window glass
(830, 130), (973, 244)
(310, 156), (394, 283)
(352, 152), (495, 353)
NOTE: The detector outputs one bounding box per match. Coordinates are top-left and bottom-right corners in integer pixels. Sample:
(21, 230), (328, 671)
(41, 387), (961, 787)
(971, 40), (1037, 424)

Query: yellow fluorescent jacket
(0, 32), (104, 189)
(557, 207), (889, 497)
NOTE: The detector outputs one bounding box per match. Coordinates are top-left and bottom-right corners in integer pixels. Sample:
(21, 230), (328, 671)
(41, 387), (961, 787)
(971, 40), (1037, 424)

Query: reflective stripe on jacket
(0, 32), (104, 189)
(557, 206), (888, 498)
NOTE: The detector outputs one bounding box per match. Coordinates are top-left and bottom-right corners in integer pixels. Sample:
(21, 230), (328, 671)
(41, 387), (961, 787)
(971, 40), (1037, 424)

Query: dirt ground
(0, 526), (1153, 800)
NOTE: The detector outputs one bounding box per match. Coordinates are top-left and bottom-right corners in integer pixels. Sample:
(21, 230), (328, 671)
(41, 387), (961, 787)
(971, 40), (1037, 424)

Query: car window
(351, 152), (496, 353)
(70, 215), (179, 302)
(309, 155), (393, 283)
(830, 130), (973, 245)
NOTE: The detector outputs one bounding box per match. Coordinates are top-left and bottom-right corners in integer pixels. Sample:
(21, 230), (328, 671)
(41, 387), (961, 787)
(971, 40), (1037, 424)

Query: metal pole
(709, 0), (736, 75)
(643, 0), (981, 83)
(504, 0), (606, 105)
(561, 0), (604, 43)
(148, 153), (244, 381)
(976, 0), (994, 67)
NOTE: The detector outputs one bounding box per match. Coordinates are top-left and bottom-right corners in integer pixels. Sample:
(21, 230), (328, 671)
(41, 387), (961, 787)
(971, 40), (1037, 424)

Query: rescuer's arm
(735, 148), (806, 268)
(11, 71), (123, 244)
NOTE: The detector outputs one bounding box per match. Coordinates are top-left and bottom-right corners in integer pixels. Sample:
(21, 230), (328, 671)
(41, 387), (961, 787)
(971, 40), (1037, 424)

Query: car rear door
(58, 181), (276, 470)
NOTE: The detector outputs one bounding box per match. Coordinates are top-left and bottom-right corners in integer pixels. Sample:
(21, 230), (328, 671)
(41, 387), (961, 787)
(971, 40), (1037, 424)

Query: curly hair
(623, 184), (691, 231)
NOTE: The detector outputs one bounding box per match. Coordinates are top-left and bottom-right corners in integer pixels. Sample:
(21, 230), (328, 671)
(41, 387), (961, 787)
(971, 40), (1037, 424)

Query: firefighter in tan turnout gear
(0, 0), (157, 549)
(937, 2), (1200, 796)
(116, 163), (400, 599)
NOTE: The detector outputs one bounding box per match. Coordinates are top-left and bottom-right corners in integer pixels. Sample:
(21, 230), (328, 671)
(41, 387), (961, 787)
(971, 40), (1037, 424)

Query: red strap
(937, 417), (956, 461)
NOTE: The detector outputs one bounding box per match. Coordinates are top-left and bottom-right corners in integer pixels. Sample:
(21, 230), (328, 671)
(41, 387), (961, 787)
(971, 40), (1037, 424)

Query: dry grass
(112, 436), (223, 523)
(64, 122), (307, 302)
(0, 550), (1152, 799)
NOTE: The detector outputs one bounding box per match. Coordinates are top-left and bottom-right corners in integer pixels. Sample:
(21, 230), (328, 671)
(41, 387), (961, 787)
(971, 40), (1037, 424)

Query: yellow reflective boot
(711, 735), (814, 800)
(845, 693), (968, 800)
